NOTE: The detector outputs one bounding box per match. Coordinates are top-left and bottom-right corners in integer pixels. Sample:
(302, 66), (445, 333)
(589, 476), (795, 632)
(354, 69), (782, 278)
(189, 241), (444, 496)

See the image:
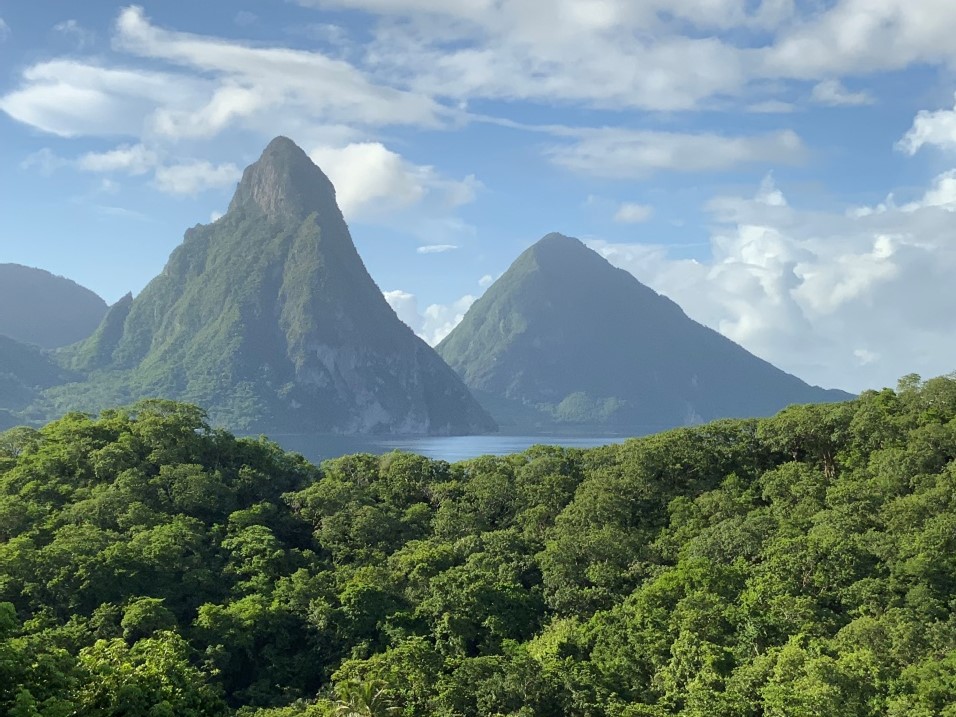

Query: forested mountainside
(0, 264), (107, 349)
(52, 137), (495, 436)
(439, 233), (851, 433)
(0, 336), (77, 431)
(3, 374), (956, 715)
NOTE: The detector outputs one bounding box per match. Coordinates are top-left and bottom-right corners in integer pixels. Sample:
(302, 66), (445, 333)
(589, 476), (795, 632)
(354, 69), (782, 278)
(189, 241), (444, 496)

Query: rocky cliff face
(63, 137), (496, 435)
(438, 232), (852, 433)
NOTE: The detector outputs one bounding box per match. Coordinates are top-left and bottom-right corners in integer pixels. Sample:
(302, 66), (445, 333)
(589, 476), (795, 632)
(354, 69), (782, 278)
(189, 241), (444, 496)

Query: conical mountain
(64, 137), (496, 435)
(437, 233), (851, 432)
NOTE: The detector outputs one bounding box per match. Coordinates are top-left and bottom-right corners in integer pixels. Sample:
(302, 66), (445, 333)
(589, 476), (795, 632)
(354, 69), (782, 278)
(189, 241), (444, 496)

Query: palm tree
(333, 679), (401, 717)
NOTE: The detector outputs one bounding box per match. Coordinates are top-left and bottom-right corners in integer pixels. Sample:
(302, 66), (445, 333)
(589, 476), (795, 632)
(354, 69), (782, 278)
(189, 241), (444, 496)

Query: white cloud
(417, 244), (458, 254)
(810, 79), (873, 106)
(309, 141), (479, 220)
(384, 289), (476, 345)
(113, 6), (440, 135)
(613, 202), (654, 224)
(478, 274), (494, 288)
(0, 6), (439, 142)
(765, 0), (956, 78)
(290, 0), (956, 116)
(0, 60), (207, 138)
(305, 0), (802, 111)
(153, 160), (241, 195)
(548, 128), (805, 178)
(590, 171), (956, 393)
(897, 94), (956, 155)
(77, 143), (158, 175)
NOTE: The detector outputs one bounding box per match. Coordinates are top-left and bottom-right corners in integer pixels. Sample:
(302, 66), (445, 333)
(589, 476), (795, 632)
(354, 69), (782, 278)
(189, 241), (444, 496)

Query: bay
(268, 433), (632, 464)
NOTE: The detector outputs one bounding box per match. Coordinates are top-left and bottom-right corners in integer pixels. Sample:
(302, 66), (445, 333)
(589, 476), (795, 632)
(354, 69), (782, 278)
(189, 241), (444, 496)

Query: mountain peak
(529, 232), (589, 256)
(228, 136), (339, 221)
(534, 232), (581, 247)
(439, 231), (851, 433)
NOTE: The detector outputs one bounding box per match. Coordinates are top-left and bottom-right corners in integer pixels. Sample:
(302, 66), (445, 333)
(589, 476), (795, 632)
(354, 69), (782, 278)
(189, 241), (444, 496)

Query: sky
(2, 1), (956, 395)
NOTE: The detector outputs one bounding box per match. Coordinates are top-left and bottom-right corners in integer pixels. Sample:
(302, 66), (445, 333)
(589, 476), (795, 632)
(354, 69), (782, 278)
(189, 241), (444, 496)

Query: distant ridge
(438, 232), (853, 433)
(0, 264), (107, 348)
(58, 136), (496, 435)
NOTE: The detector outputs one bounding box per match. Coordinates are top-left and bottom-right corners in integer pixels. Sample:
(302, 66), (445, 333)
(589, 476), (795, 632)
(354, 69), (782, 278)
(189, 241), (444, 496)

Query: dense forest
(3, 375), (956, 716)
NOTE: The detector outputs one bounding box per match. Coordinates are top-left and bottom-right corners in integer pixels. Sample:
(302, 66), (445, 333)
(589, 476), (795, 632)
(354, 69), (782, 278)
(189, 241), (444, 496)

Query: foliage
(3, 374), (956, 715)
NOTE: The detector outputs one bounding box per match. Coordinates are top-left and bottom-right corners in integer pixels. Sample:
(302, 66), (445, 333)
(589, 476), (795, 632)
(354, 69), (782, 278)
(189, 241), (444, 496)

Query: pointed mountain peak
(519, 232), (614, 277)
(228, 136), (340, 221)
(533, 232), (584, 249)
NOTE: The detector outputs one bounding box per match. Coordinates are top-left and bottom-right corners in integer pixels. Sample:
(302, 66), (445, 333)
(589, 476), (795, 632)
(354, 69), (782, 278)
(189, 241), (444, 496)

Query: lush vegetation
(3, 375), (956, 715)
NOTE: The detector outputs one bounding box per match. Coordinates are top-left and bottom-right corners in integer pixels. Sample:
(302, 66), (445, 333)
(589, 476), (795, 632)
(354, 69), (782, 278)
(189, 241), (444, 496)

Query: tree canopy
(3, 376), (956, 715)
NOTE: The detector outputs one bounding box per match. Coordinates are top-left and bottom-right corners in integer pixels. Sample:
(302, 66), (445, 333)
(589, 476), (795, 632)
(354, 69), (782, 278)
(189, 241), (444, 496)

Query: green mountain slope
(0, 264), (107, 348)
(438, 233), (852, 432)
(57, 137), (495, 435)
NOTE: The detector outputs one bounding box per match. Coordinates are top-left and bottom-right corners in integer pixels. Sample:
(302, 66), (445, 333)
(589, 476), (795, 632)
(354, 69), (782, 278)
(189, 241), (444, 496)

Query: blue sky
(3, 1), (956, 393)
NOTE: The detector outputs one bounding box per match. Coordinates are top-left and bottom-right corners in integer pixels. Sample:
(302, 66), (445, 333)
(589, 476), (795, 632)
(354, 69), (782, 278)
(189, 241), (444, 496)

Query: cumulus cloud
(384, 289), (475, 345)
(897, 94), (956, 155)
(810, 79), (873, 106)
(590, 173), (956, 393)
(478, 274), (494, 288)
(153, 160), (241, 195)
(548, 128), (805, 178)
(309, 142), (479, 221)
(765, 0), (956, 78)
(613, 202), (654, 224)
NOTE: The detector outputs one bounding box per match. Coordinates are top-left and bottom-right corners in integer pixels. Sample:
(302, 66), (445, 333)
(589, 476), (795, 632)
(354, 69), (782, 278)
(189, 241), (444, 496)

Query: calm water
(269, 433), (632, 464)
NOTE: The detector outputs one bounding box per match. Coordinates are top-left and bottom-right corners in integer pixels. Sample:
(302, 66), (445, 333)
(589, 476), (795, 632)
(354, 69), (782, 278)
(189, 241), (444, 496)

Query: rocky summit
(438, 232), (852, 433)
(61, 137), (496, 435)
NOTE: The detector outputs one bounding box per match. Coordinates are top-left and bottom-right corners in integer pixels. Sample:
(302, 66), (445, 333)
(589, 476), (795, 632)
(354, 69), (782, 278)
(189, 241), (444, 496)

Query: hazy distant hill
(438, 233), (852, 432)
(0, 335), (76, 430)
(0, 264), (107, 348)
(58, 137), (496, 435)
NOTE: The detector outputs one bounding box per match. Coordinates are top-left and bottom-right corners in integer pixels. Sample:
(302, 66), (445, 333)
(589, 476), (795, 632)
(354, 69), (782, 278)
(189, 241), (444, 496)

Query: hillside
(0, 264), (107, 348)
(56, 137), (495, 435)
(438, 233), (851, 432)
(0, 335), (76, 430)
(1, 376), (955, 715)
